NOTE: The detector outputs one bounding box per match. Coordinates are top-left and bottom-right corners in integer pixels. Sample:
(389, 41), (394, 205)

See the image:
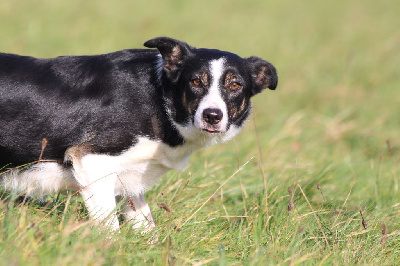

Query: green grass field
(1, 0), (399, 264)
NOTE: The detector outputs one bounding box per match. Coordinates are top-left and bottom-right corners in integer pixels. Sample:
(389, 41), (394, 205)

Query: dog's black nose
(203, 108), (223, 125)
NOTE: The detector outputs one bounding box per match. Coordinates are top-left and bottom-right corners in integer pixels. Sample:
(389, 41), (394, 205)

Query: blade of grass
(252, 115), (269, 225)
(298, 184), (330, 248)
(181, 157), (254, 227)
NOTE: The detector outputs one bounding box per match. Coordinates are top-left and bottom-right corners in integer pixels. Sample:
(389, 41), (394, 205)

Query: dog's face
(145, 37), (277, 142)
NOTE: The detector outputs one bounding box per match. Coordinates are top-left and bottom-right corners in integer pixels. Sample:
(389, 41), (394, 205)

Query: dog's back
(0, 49), (166, 166)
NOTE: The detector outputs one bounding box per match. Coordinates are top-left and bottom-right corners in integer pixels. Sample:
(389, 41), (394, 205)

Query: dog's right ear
(246, 56), (278, 95)
(144, 37), (193, 82)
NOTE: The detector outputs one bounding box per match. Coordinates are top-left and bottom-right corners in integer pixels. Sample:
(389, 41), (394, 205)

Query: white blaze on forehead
(208, 58), (225, 107)
(210, 58), (225, 90)
(194, 58), (229, 131)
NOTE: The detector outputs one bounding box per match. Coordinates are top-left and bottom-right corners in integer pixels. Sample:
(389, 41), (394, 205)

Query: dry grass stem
(333, 179), (355, 227)
(181, 157), (253, 227)
(38, 138), (48, 162)
(317, 184), (326, 202)
(381, 223), (388, 244)
(170, 174), (191, 210)
(359, 209), (367, 230)
(127, 197), (136, 211)
(386, 140), (391, 152)
(233, 139), (248, 214)
(253, 115), (269, 219)
(157, 202), (171, 212)
(298, 184), (330, 248)
(288, 187), (294, 213)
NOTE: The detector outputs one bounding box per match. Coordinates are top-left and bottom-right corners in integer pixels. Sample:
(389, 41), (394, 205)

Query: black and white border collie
(0, 37), (277, 230)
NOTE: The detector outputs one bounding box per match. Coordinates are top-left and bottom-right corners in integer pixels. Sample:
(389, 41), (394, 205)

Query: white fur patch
(194, 58), (228, 132)
(1, 162), (77, 197)
(1, 137), (202, 198)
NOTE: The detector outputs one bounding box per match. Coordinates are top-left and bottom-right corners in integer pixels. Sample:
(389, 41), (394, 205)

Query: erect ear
(246, 56), (278, 95)
(144, 37), (193, 82)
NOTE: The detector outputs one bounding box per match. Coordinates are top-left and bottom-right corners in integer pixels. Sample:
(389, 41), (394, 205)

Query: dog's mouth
(202, 128), (221, 133)
(200, 123), (228, 134)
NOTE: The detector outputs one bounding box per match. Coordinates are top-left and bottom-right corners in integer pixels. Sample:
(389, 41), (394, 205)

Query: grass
(1, 0), (400, 264)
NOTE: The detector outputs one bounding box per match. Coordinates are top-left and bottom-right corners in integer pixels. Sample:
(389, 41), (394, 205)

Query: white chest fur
(79, 136), (215, 197)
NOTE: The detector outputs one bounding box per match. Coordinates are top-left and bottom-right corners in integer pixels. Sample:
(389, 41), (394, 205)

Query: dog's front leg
(65, 147), (120, 230)
(121, 192), (155, 231)
(79, 173), (120, 230)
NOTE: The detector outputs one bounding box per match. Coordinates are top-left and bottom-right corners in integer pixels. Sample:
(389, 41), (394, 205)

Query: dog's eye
(192, 78), (201, 86)
(230, 82), (241, 90)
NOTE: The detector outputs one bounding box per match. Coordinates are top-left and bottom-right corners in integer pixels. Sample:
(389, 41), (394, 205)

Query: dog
(0, 37), (277, 230)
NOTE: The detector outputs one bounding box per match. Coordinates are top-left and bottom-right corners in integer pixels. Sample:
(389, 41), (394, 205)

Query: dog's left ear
(246, 56), (278, 95)
(144, 37), (193, 82)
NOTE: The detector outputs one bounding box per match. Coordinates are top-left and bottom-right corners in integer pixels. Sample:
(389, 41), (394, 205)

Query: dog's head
(144, 37), (277, 143)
